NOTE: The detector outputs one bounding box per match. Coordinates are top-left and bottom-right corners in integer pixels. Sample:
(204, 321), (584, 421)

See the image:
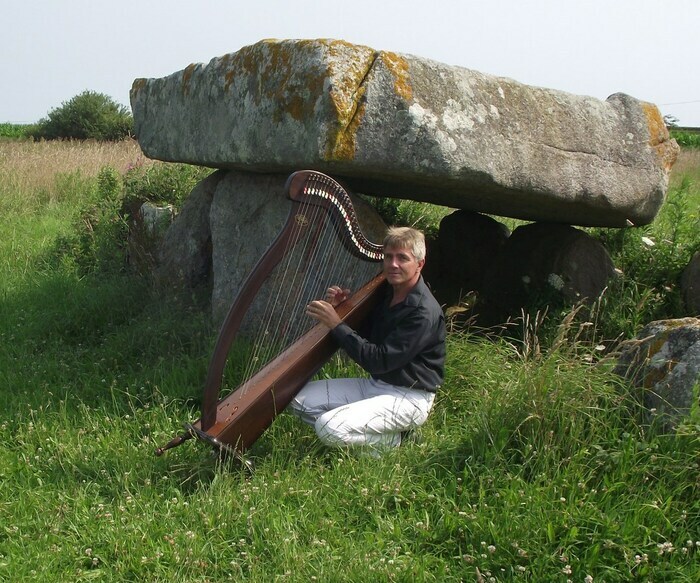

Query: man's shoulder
(406, 278), (443, 316)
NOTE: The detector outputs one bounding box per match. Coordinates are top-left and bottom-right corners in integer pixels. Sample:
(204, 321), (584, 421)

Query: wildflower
(562, 564), (572, 575)
(657, 541), (674, 554)
(487, 545), (496, 554)
(584, 576), (593, 583)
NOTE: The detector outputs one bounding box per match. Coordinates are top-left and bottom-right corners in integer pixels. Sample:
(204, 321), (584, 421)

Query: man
(288, 226), (446, 452)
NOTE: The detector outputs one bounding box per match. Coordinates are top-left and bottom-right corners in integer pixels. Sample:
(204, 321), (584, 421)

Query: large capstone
(131, 39), (678, 227)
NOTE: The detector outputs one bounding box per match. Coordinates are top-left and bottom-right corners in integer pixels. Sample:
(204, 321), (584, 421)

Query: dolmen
(131, 38), (678, 228)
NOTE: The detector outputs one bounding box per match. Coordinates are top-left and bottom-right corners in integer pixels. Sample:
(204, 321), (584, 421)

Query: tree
(663, 114), (679, 128)
(31, 90), (133, 141)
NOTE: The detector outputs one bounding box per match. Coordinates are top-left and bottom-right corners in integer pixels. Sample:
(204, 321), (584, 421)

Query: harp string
(235, 197), (374, 399)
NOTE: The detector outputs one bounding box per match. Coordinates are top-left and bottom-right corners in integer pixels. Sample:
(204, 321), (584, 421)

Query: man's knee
(314, 409), (349, 445)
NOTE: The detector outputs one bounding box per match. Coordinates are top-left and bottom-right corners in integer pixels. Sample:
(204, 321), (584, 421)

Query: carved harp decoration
(156, 170), (385, 457)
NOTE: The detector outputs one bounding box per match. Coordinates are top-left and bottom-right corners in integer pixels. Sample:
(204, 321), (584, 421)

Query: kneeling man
(288, 226), (446, 451)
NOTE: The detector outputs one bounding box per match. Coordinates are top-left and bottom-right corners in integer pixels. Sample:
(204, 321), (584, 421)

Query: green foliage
(49, 162), (211, 276)
(52, 167), (128, 275)
(0, 140), (698, 582)
(29, 90), (133, 141)
(671, 130), (700, 149)
(123, 160), (212, 208)
(589, 177), (700, 340)
(362, 195), (452, 237)
(0, 122), (34, 139)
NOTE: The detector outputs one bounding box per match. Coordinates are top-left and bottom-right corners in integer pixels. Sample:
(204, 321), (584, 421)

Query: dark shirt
(330, 276), (446, 391)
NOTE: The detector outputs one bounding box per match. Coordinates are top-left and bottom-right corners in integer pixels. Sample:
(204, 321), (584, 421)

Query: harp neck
(285, 170), (383, 261)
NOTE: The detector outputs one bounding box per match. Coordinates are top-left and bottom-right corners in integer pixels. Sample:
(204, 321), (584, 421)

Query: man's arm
(331, 306), (440, 376)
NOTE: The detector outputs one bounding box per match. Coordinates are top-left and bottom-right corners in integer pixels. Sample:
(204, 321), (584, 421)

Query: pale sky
(2, 0), (699, 126)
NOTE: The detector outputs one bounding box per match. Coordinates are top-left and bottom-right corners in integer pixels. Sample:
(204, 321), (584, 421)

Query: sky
(2, 0), (699, 127)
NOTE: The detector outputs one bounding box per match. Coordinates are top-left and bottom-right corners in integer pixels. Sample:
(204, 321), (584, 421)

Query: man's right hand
(325, 286), (351, 307)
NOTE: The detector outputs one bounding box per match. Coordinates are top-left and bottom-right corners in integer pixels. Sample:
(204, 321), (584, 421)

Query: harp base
(156, 424), (255, 474)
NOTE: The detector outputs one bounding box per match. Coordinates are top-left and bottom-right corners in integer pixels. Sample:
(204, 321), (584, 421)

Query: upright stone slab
(208, 170), (387, 326)
(131, 39), (678, 227)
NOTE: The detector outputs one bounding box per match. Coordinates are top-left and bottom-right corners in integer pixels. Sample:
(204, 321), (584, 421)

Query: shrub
(122, 161), (212, 209)
(50, 161), (211, 276)
(587, 177), (699, 341)
(361, 195), (451, 237)
(0, 123), (35, 139)
(52, 167), (129, 275)
(670, 130), (700, 149)
(30, 90), (133, 141)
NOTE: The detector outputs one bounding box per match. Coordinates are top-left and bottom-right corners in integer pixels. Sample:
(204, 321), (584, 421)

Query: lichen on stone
(642, 101), (679, 171)
(381, 51), (413, 103)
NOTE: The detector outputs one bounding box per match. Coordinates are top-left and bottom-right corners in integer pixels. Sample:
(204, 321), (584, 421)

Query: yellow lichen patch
(215, 54), (236, 93)
(232, 40), (328, 120)
(328, 99), (367, 161)
(181, 64), (197, 97)
(324, 48), (376, 162)
(130, 78), (147, 98)
(642, 102), (667, 146)
(642, 101), (679, 171)
(639, 321), (697, 388)
(381, 51), (413, 103)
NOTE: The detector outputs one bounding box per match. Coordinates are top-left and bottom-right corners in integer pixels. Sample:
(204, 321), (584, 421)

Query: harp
(156, 170), (386, 458)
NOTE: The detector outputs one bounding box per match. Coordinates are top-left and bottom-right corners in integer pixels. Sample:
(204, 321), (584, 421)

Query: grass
(0, 140), (698, 581)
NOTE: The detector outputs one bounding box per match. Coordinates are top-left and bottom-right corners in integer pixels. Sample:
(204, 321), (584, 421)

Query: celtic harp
(155, 170), (386, 458)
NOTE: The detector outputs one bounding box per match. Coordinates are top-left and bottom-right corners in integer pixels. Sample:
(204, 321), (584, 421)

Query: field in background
(0, 139), (698, 581)
(0, 138), (149, 213)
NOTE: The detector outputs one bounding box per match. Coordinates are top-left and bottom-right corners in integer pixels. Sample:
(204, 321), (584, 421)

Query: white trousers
(289, 377), (435, 449)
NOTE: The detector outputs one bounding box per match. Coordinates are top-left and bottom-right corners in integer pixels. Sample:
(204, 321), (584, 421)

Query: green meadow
(0, 137), (698, 581)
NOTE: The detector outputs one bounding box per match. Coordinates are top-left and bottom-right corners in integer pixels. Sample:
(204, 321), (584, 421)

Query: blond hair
(383, 226), (426, 262)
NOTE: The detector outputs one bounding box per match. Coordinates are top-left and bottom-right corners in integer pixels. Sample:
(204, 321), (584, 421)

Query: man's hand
(306, 300), (342, 329)
(325, 286), (351, 307)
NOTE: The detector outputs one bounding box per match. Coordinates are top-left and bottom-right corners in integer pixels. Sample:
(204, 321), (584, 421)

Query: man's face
(382, 245), (424, 288)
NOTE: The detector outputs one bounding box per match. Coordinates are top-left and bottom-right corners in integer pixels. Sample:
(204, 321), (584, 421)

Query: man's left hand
(306, 300), (342, 329)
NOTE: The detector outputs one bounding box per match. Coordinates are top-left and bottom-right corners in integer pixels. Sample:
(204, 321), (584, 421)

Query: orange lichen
(382, 51), (413, 103)
(642, 102), (666, 146)
(130, 78), (147, 98)
(182, 63), (197, 97)
(328, 99), (367, 161)
(639, 321), (694, 388)
(642, 101), (679, 171)
(324, 46), (376, 162)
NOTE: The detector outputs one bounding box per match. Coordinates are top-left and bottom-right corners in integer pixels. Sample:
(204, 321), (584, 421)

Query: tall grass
(0, 138), (150, 215)
(0, 140), (697, 581)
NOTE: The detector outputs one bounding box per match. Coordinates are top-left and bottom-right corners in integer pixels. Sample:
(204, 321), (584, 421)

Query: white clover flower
(657, 541), (674, 554)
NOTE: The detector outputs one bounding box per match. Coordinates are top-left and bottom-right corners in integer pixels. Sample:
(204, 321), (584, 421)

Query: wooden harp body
(156, 170), (385, 457)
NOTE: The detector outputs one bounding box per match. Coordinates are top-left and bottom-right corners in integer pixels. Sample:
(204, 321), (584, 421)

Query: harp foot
(155, 429), (194, 456)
